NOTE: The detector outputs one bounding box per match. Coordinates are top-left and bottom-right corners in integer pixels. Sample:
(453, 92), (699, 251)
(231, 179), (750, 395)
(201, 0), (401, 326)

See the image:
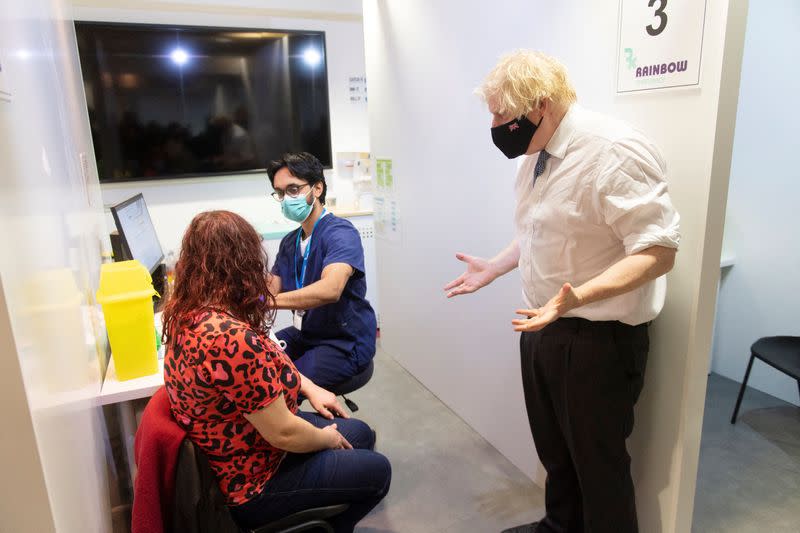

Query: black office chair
(172, 439), (349, 533)
(249, 504), (349, 533)
(731, 336), (800, 424)
(328, 360), (374, 412)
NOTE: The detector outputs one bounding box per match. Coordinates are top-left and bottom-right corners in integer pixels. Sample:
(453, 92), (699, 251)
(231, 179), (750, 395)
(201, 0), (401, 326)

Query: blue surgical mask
(282, 192), (315, 222)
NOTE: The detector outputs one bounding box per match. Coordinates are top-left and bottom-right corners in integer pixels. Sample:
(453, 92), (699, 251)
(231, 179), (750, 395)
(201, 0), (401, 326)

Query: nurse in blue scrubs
(267, 152), (377, 390)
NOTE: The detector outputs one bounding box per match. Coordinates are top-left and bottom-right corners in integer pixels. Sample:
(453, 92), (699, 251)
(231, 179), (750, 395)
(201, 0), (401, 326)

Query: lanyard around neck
(294, 209), (326, 290)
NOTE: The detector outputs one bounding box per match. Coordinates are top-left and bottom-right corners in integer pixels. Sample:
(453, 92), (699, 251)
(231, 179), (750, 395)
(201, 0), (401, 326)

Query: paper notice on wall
(374, 195), (401, 244)
(373, 158), (401, 242)
(617, 0), (707, 93)
(348, 75), (367, 104)
(375, 158), (394, 192)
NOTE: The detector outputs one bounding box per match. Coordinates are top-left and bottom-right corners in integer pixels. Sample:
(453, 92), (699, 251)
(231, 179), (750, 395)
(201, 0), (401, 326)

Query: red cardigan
(131, 386), (186, 533)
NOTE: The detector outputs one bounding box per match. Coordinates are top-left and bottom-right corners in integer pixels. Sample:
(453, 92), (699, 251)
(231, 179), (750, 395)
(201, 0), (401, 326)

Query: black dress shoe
(500, 522), (539, 533)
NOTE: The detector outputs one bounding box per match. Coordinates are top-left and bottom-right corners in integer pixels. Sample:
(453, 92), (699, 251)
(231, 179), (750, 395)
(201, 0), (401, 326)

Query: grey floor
(692, 373), (800, 533)
(351, 351), (800, 533)
(345, 349), (545, 533)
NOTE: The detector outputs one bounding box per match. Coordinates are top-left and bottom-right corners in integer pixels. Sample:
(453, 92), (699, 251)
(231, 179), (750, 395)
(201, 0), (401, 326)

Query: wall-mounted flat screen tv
(74, 22), (332, 182)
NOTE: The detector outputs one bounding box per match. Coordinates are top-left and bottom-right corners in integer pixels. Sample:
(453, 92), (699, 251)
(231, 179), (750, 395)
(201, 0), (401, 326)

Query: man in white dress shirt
(445, 50), (680, 533)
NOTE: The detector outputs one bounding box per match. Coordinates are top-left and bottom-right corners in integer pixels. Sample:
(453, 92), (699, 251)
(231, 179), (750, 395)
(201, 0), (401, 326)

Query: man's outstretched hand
(444, 253), (497, 298)
(512, 283), (582, 332)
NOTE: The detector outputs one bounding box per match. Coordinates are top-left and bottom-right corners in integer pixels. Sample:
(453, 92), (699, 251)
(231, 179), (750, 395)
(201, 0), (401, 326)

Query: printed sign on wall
(348, 75), (367, 104)
(374, 158), (401, 243)
(617, 0), (707, 93)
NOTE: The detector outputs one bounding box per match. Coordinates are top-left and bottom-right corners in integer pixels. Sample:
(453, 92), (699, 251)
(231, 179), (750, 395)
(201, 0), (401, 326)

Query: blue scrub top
(271, 214), (377, 368)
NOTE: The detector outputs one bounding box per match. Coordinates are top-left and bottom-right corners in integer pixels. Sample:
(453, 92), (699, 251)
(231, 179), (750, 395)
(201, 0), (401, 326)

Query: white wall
(0, 0), (112, 530)
(71, 0), (370, 255)
(712, 0), (800, 407)
(364, 1), (746, 532)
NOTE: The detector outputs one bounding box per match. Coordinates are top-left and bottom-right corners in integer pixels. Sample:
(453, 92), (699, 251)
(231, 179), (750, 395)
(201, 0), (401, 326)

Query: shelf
(720, 252), (736, 269)
(97, 311), (165, 405)
(98, 355), (164, 406)
(330, 209), (374, 218)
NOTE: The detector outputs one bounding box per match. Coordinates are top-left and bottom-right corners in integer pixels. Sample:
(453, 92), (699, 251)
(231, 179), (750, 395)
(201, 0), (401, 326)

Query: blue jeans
(229, 412), (391, 533)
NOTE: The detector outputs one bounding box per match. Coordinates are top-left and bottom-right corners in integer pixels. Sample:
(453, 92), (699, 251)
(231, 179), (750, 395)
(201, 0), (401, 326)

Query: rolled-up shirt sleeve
(595, 139), (681, 255)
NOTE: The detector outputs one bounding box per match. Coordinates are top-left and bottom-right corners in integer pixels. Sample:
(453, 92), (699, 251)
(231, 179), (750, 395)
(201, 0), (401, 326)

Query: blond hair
(477, 50), (577, 117)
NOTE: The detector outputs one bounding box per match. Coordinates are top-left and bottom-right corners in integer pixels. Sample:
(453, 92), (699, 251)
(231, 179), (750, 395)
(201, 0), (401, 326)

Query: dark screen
(75, 22), (332, 182)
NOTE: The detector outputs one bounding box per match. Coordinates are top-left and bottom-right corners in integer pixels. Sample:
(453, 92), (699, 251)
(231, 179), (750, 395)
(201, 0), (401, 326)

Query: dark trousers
(229, 412), (391, 533)
(276, 327), (360, 390)
(520, 317), (649, 533)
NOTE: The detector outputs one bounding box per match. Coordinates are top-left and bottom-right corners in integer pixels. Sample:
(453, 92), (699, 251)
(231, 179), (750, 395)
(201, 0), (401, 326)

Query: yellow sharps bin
(96, 260), (159, 380)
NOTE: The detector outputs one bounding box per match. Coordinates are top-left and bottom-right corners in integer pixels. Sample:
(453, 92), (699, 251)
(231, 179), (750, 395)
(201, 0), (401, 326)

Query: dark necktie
(533, 150), (551, 184)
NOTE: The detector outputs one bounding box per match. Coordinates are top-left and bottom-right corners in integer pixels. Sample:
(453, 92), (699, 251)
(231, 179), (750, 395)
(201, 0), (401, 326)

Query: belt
(537, 316), (649, 339)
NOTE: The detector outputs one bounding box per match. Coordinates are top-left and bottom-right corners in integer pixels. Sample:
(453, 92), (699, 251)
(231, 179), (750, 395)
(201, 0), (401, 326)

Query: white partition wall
(0, 0), (111, 530)
(363, 1), (747, 531)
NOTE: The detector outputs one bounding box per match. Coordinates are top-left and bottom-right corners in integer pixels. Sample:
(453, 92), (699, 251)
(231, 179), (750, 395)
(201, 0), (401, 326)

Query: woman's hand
(305, 381), (350, 420)
(321, 423), (353, 450)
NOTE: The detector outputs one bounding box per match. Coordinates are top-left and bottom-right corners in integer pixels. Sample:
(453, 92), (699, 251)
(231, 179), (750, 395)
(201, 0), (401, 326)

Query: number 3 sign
(617, 0), (708, 93)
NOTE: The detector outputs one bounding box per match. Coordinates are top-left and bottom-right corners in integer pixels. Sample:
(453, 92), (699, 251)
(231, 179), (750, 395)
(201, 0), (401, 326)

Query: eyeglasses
(270, 183), (310, 202)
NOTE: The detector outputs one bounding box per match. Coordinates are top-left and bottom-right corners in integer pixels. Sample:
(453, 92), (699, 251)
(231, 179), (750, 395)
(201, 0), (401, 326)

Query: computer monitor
(110, 194), (164, 274)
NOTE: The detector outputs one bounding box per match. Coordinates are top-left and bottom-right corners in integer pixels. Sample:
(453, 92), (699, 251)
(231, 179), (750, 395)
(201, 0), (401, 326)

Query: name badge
(293, 310), (305, 331)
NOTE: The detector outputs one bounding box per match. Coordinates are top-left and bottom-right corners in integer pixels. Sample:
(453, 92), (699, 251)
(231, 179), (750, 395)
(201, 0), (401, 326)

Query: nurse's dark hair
(266, 152), (327, 204)
(161, 210), (276, 345)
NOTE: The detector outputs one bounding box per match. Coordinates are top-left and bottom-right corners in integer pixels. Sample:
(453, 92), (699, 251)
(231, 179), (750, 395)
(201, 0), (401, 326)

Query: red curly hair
(162, 210), (276, 345)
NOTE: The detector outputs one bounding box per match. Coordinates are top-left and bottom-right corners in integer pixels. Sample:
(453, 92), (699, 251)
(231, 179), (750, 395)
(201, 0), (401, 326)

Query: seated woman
(162, 210), (391, 532)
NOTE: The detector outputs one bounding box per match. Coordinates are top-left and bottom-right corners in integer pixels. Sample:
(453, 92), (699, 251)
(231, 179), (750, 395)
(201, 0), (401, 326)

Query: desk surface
(98, 353), (164, 406)
(98, 312), (165, 406)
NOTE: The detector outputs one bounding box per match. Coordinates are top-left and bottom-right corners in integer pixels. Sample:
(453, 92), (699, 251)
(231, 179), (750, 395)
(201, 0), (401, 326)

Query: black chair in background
(731, 336), (800, 424)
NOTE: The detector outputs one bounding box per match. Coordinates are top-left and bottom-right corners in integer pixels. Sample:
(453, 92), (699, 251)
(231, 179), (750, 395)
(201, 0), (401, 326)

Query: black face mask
(491, 115), (541, 159)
